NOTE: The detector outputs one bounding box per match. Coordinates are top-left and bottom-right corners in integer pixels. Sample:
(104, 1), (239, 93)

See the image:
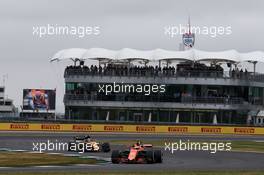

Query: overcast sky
(0, 0), (263, 112)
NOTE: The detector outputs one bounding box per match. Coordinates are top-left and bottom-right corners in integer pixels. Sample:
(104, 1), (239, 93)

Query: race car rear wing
(142, 144), (153, 147)
(74, 135), (91, 140)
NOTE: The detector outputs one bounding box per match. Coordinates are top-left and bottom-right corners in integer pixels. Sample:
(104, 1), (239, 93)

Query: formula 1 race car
(111, 141), (162, 164)
(68, 135), (110, 153)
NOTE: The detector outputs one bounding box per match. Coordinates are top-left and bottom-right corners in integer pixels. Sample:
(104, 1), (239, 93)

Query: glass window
(66, 83), (75, 91)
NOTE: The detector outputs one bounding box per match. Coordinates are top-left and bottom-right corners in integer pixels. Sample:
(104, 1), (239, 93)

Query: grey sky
(0, 0), (263, 112)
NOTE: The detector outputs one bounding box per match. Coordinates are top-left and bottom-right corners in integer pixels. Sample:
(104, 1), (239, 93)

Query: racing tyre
(146, 150), (154, 163)
(101, 142), (111, 152)
(111, 150), (120, 164)
(154, 150), (162, 163)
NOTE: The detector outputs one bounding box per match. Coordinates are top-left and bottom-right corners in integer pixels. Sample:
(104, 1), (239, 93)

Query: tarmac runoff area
(0, 131), (263, 173)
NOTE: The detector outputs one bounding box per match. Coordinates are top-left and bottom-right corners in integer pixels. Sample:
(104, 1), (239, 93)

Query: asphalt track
(0, 131), (263, 173)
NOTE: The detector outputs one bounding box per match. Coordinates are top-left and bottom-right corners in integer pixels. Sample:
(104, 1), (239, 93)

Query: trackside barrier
(0, 123), (263, 135)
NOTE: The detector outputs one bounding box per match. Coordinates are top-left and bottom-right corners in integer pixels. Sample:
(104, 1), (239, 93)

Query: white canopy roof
(51, 48), (87, 61)
(116, 48), (153, 61)
(153, 49), (194, 61)
(194, 49), (240, 63)
(50, 48), (264, 63)
(257, 110), (264, 117)
(83, 48), (116, 61)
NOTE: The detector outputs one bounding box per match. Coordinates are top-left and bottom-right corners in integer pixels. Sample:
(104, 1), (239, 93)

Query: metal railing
(0, 117), (262, 127)
(64, 67), (264, 82)
(63, 94), (256, 105)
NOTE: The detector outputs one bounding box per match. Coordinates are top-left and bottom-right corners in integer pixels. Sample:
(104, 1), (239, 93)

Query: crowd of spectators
(231, 68), (248, 79)
(65, 62), (229, 78)
(176, 62), (224, 77)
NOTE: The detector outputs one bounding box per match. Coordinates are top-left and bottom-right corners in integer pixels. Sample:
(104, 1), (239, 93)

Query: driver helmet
(136, 140), (141, 146)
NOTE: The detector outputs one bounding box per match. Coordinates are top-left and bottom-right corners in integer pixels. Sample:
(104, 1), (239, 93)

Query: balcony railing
(64, 94), (263, 105)
(64, 67), (264, 82)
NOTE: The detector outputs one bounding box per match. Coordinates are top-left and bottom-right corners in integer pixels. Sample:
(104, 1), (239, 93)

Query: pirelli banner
(0, 123), (263, 135)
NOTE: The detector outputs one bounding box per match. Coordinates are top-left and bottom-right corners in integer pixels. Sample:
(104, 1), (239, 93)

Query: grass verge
(0, 151), (98, 167)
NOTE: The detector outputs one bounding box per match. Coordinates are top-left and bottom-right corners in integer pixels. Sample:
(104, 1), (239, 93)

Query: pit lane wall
(0, 123), (263, 135)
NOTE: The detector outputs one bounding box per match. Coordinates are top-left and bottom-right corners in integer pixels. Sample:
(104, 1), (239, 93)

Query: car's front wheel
(154, 150), (162, 163)
(101, 142), (111, 152)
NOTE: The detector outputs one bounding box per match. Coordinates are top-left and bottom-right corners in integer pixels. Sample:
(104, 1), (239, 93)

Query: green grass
(231, 141), (264, 152)
(0, 171), (264, 175)
(0, 152), (98, 167)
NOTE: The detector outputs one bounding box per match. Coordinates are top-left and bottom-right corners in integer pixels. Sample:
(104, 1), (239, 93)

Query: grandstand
(51, 48), (264, 125)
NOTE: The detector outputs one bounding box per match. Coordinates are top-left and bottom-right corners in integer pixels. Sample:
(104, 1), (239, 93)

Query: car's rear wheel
(111, 150), (120, 164)
(101, 142), (111, 152)
(146, 151), (154, 163)
(154, 150), (162, 163)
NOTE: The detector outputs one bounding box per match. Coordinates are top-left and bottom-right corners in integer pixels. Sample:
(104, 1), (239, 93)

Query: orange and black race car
(111, 141), (162, 164)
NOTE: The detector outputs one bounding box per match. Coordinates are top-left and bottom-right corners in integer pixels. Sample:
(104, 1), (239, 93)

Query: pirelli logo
(104, 126), (123, 132)
(168, 127), (188, 133)
(234, 128), (255, 134)
(10, 123), (29, 130)
(136, 126), (155, 132)
(41, 124), (60, 130)
(72, 125), (92, 131)
(201, 127), (221, 133)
